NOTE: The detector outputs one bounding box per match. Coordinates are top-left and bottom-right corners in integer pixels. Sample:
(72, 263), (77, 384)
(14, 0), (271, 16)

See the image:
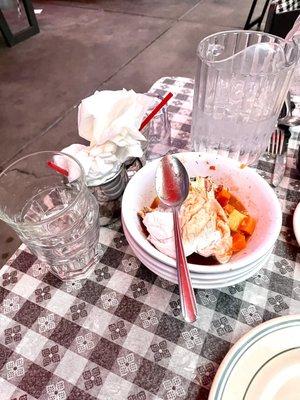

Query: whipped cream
(143, 208), (222, 259)
(141, 178), (233, 263)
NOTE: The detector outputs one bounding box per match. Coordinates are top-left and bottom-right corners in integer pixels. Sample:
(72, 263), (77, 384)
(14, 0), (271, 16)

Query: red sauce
(227, 193), (246, 212)
(187, 253), (219, 265)
(150, 197), (160, 209)
(140, 218), (149, 238)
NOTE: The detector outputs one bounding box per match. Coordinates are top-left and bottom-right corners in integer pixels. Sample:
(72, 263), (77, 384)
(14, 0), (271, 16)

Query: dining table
(0, 76), (299, 400)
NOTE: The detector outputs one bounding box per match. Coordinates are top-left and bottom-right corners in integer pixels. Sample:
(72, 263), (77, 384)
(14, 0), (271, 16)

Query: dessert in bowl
(121, 152), (282, 277)
(122, 221), (273, 284)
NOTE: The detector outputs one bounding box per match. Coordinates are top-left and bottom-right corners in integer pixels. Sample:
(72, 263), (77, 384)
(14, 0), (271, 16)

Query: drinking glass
(141, 94), (171, 162)
(192, 30), (298, 165)
(0, 151), (100, 280)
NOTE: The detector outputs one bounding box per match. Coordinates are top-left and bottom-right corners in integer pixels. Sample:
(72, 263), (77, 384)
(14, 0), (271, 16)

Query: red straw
(139, 92), (173, 131)
(47, 161), (69, 177)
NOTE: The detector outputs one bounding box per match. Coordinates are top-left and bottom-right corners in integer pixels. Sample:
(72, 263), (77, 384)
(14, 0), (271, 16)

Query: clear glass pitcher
(192, 30), (299, 165)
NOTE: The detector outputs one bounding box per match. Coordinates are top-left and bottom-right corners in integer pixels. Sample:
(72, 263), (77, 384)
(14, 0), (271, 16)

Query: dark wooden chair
(264, 4), (300, 138)
(264, 2), (300, 37)
(0, 0), (39, 46)
(244, 0), (271, 30)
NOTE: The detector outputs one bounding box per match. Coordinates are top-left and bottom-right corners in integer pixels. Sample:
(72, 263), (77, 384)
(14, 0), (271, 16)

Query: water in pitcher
(192, 31), (298, 165)
(193, 110), (278, 165)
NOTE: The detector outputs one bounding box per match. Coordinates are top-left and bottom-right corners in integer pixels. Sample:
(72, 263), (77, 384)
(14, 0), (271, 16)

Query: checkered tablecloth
(0, 77), (300, 400)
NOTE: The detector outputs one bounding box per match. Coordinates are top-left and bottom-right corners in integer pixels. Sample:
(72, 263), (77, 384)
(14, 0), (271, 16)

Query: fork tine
(274, 131), (277, 155)
(267, 134), (271, 153)
(276, 129), (280, 155)
(268, 132), (272, 154)
(272, 131), (276, 155)
(279, 129), (284, 155)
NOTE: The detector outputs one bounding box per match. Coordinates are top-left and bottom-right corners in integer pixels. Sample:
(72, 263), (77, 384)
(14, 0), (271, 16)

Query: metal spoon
(278, 92), (300, 127)
(156, 155), (197, 323)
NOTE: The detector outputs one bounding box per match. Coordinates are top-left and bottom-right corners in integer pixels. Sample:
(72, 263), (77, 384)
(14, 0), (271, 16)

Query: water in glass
(0, 151), (100, 280)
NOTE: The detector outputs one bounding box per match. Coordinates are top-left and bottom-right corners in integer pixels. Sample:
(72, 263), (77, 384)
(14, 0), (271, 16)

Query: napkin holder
(87, 163), (129, 226)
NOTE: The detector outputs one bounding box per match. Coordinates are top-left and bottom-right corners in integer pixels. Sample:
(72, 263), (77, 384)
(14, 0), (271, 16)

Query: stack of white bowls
(122, 153), (282, 289)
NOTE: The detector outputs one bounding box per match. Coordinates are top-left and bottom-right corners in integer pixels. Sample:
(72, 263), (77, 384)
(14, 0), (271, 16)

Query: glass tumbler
(0, 151), (100, 280)
(192, 30), (298, 165)
(141, 94), (172, 162)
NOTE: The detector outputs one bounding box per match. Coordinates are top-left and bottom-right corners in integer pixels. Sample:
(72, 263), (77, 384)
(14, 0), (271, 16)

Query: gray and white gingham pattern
(0, 77), (299, 400)
(275, 0), (300, 14)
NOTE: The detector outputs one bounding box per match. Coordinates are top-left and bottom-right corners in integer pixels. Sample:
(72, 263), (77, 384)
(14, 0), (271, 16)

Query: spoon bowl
(155, 155), (189, 207)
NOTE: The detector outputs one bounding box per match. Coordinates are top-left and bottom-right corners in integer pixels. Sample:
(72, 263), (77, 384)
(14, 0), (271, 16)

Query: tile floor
(0, 0), (266, 264)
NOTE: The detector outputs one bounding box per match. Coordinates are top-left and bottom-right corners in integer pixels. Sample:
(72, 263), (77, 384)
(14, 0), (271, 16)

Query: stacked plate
(122, 152), (282, 289)
(209, 315), (300, 400)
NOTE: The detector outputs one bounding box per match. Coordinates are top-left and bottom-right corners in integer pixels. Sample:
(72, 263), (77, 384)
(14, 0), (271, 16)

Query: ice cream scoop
(142, 177), (232, 263)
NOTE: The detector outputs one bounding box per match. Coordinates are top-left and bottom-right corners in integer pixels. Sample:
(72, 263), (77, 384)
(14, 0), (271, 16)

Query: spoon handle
(173, 208), (197, 323)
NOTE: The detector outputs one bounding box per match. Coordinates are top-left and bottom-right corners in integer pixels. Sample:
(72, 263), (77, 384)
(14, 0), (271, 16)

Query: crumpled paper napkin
(59, 89), (155, 184)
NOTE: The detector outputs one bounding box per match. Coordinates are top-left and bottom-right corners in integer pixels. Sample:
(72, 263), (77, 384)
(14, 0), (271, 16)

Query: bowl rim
(122, 152), (282, 273)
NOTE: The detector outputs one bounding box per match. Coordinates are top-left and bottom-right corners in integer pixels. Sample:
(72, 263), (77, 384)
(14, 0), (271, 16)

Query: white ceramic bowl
(125, 222), (273, 288)
(122, 152), (282, 274)
(123, 219), (273, 288)
(293, 202), (300, 246)
(122, 218), (272, 281)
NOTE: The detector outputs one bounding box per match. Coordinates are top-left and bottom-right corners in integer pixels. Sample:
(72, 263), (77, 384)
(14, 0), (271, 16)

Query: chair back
(265, 2), (300, 37)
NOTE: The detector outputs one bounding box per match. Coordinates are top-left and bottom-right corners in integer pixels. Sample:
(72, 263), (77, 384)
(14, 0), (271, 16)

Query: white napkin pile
(60, 89), (156, 185)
